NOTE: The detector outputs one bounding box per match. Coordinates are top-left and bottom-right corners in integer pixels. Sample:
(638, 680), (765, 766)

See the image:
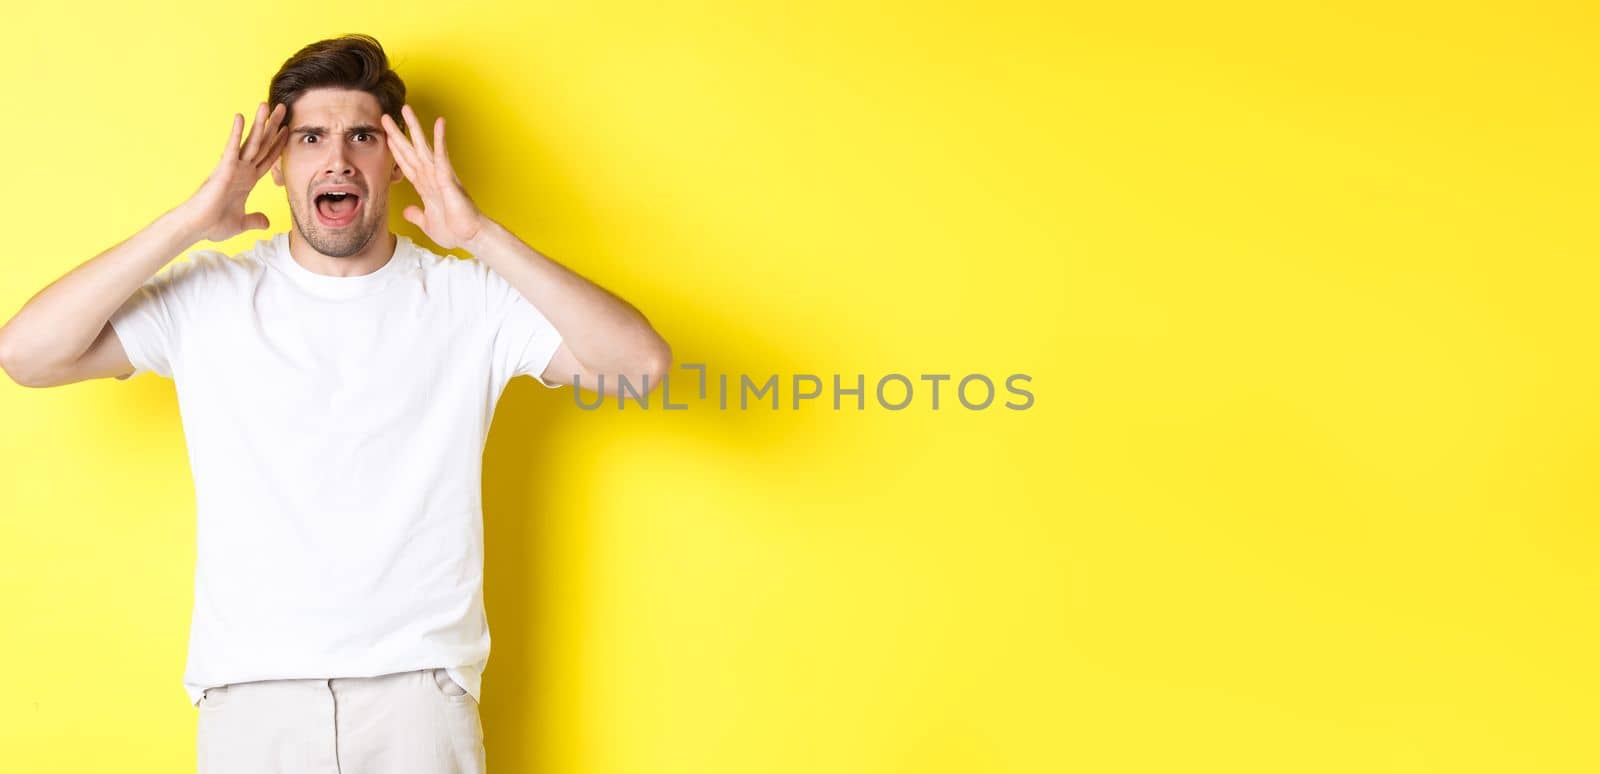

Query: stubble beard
(290, 194), (383, 258)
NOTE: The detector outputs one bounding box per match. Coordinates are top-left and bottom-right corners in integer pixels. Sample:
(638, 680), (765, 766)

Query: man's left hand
(382, 104), (485, 251)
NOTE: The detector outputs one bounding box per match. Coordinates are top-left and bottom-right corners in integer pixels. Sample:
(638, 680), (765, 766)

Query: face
(270, 87), (403, 257)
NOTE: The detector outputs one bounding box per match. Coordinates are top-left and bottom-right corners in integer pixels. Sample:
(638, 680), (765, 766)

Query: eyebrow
(289, 124), (385, 137)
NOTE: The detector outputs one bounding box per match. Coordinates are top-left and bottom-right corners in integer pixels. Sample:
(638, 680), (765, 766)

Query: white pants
(196, 667), (486, 774)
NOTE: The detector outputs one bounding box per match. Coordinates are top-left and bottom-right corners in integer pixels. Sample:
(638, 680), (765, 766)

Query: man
(0, 34), (671, 774)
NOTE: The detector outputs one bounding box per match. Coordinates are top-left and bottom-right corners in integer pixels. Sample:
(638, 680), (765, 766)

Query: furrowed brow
(290, 125), (386, 136)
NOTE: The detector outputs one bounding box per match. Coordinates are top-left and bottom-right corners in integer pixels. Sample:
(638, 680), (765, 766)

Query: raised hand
(183, 102), (289, 243)
(380, 104), (484, 250)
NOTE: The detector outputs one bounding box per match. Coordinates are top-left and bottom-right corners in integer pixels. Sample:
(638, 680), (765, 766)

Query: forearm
(0, 203), (203, 372)
(464, 215), (670, 376)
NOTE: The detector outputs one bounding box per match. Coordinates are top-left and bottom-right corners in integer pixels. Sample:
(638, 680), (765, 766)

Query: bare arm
(0, 102), (290, 387)
(466, 217), (672, 399)
(0, 207), (204, 386)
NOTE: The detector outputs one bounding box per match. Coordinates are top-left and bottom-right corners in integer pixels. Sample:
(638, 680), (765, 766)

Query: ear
(390, 159), (404, 186)
(270, 158), (284, 187)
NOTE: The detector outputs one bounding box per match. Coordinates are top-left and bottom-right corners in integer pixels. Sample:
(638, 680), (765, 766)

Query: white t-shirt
(108, 230), (564, 707)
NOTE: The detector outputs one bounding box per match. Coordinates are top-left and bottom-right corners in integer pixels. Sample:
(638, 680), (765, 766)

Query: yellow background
(1, 1), (1594, 771)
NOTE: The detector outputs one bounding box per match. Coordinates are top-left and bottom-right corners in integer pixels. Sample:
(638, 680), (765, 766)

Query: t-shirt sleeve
(480, 260), (564, 390)
(108, 252), (213, 381)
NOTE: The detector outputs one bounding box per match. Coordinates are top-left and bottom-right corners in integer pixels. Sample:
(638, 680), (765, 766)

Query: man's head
(267, 34), (407, 258)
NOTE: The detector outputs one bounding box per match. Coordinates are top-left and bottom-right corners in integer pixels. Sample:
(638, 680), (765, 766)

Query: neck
(287, 228), (397, 277)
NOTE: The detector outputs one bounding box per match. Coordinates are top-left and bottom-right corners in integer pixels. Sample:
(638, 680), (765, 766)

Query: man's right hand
(179, 102), (290, 244)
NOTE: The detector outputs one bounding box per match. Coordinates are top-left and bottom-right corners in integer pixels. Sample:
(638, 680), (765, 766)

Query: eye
(301, 135), (317, 144)
(354, 132), (373, 142)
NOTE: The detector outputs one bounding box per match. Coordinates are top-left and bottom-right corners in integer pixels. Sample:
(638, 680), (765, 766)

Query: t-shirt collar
(267, 231), (413, 300)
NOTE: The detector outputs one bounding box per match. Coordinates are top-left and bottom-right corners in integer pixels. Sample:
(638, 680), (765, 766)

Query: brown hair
(267, 33), (406, 132)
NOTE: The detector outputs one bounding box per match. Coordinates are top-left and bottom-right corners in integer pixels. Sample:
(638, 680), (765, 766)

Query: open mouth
(314, 191), (361, 228)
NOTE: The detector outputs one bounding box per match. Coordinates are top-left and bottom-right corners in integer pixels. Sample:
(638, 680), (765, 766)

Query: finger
(383, 117), (420, 181)
(434, 116), (461, 184)
(435, 119), (460, 188)
(381, 114), (419, 171)
(252, 122), (290, 172)
(272, 120), (291, 156)
(219, 113), (243, 163)
(249, 107), (289, 168)
(240, 102), (269, 161)
(433, 116), (447, 169)
(393, 142), (429, 199)
(386, 122), (437, 202)
(248, 102), (283, 159)
(266, 102), (286, 135)
(380, 114), (412, 162)
(392, 143), (419, 185)
(401, 105), (433, 171)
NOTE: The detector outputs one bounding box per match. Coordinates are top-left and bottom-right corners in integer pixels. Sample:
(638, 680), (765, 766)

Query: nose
(322, 142), (354, 177)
